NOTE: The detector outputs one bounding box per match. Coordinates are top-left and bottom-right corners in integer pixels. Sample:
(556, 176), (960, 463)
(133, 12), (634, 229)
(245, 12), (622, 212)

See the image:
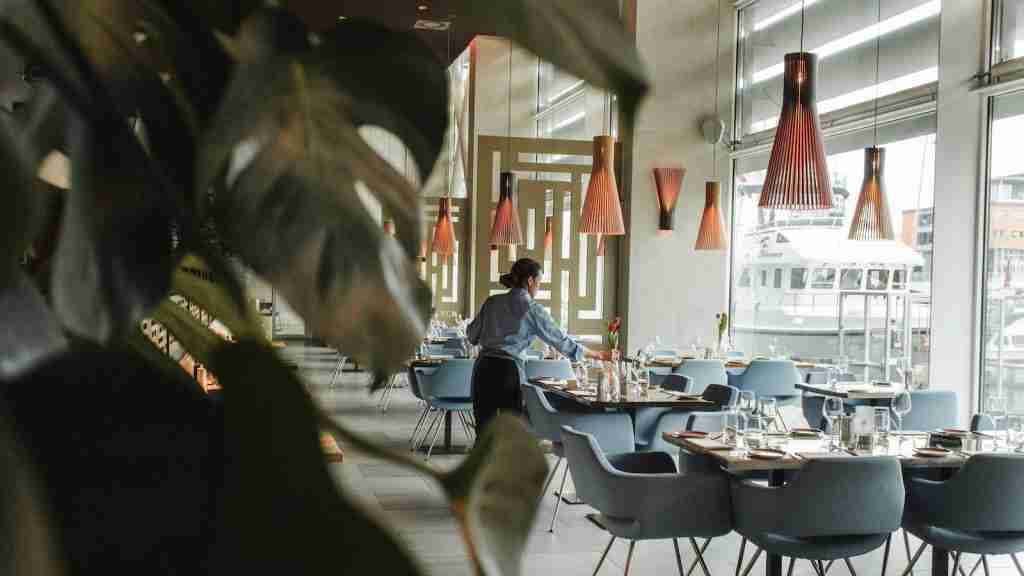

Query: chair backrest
(924, 454), (1024, 532)
(900, 390), (958, 431)
(675, 360), (728, 395)
(736, 359), (801, 398)
(560, 426), (622, 516)
(801, 394), (826, 430)
(419, 359), (474, 400)
(701, 383), (739, 407)
(521, 384), (561, 443)
(525, 359), (574, 381)
(662, 373), (692, 393)
(805, 370), (828, 385)
(970, 413), (996, 432)
(780, 457), (904, 538)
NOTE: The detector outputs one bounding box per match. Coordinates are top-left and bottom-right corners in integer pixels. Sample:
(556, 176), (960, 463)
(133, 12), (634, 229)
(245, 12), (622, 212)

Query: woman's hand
(586, 349), (612, 362)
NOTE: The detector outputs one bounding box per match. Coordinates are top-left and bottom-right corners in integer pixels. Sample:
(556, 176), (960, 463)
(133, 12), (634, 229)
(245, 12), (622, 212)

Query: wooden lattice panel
(422, 197), (468, 317)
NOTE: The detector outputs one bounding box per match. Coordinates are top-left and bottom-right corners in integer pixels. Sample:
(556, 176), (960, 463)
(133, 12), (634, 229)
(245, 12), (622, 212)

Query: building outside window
(731, 0), (937, 383)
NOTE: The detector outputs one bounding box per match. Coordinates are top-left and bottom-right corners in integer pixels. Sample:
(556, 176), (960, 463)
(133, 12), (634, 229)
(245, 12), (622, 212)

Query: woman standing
(467, 258), (608, 432)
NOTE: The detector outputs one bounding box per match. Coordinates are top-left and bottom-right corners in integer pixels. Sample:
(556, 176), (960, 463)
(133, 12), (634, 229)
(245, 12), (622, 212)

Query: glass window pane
(840, 269), (864, 290)
(739, 267), (752, 287)
(812, 268), (836, 289)
(791, 267), (808, 289)
(981, 90), (1024, 414)
(736, 0), (940, 137)
(774, 268), (783, 288)
(996, 0), (1024, 65)
(867, 269), (890, 290)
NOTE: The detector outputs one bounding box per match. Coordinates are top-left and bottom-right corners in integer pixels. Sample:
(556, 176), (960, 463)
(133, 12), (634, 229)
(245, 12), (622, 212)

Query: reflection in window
(791, 267), (808, 289)
(760, 269), (768, 287)
(892, 269), (907, 290)
(811, 268), (836, 289)
(867, 269), (890, 291)
(995, 0), (1024, 65)
(773, 268), (783, 289)
(840, 269), (864, 290)
(739, 267), (752, 287)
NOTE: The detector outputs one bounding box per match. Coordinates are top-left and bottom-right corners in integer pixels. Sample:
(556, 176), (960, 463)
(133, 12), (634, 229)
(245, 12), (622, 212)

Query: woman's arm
(527, 303), (609, 361)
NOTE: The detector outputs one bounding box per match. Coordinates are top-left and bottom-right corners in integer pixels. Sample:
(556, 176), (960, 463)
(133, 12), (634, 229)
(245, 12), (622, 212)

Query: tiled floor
(284, 344), (1018, 576)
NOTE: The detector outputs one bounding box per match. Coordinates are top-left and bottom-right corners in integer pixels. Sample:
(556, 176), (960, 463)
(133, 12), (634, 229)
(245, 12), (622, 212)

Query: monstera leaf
(197, 8), (445, 374)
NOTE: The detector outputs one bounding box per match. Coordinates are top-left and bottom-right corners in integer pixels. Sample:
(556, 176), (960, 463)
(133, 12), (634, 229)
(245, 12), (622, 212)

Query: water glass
(892, 390), (912, 435)
(823, 397), (845, 450)
(738, 391), (757, 431)
(744, 415), (766, 449)
(987, 396), (1009, 447)
(874, 407), (891, 450)
(1007, 415), (1024, 452)
(837, 355), (850, 379)
(758, 397), (778, 429)
(722, 410), (740, 446)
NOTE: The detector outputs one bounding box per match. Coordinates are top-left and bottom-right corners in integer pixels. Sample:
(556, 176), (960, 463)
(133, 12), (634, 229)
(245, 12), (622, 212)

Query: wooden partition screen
(422, 197), (469, 318)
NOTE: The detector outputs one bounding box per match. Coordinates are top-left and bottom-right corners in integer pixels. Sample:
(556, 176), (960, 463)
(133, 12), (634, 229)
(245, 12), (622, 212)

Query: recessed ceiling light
(338, 15), (347, 20)
(418, 4), (429, 11)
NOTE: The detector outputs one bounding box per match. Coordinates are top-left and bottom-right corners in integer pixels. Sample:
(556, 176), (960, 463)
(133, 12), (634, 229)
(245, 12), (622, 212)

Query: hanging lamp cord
(507, 38), (513, 172)
(799, 0), (805, 52)
(712, 0), (722, 177)
(873, 0), (881, 147)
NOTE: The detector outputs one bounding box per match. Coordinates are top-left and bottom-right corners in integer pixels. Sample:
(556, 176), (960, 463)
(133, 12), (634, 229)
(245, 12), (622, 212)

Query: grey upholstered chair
(899, 390), (958, 431)
(414, 359), (474, 459)
(731, 457), (904, 576)
(561, 425), (733, 576)
(633, 374), (693, 450)
(902, 454), (1024, 576)
(674, 359), (728, 395)
(642, 384), (740, 454)
(521, 384), (634, 532)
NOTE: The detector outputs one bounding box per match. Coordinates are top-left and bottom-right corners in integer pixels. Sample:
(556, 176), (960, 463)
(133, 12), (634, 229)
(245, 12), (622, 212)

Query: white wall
(624, 0), (734, 352)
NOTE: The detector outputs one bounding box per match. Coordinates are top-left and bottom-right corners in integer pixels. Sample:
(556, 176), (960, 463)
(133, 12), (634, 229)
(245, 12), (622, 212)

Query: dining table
(645, 356), (820, 370)
(664, 430), (993, 576)
(528, 378), (720, 411)
(795, 381), (902, 401)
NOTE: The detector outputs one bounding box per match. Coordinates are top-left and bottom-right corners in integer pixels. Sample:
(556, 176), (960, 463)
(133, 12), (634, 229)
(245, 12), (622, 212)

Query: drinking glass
(722, 410), (740, 446)
(1007, 415), (1024, 452)
(823, 397), (845, 450)
(744, 415), (766, 449)
(874, 407), (891, 451)
(837, 355), (850, 380)
(987, 396), (1009, 448)
(758, 397), (778, 429)
(892, 390), (912, 436)
(738, 391), (757, 431)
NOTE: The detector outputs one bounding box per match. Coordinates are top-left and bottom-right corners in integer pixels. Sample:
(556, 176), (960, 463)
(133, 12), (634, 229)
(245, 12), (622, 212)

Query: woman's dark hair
(500, 258), (542, 289)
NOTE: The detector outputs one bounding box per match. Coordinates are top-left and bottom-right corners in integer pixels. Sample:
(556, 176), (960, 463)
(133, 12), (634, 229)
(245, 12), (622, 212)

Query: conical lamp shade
(653, 167), (685, 234)
(431, 198), (456, 261)
(759, 52), (832, 211)
(490, 172), (523, 245)
(543, 216), (553, 260)
(596, 234), (607, 257)
(580, 136), (625, 235)
(848, 147), (894, 241)
(695, 181), (727, 250)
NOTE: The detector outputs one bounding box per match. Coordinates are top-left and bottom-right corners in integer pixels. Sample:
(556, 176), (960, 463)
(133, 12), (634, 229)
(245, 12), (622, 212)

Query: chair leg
(624, 541), (636, 576)
(425, 411), (446, 460)
(409, 406), (430, 448)
(787, 557), (796, 576)
(1011, 554), (1024, 576)
(686, 539), (712, 576)
(952, 552), (962, 576)
(548, 464), (570, 533)
(842, 557), (857, 576)
(674, 539), (685, 576)
(981, 556), (990, 576)
(809, 560), (824, 576)
(739, 547), (763, 576)
(900, 542), (928, 576)
(967, 557), (983, 576)
(881, 535), (892, 576)
(689, 537), (712, 576)
(593, 536), (615, 576)
(823, 560), (834, 575)
(541, 457), (562, 497)
(735, 538), (748, 576)
(414, 410), (440, 452)
(903, 530), (913, 564)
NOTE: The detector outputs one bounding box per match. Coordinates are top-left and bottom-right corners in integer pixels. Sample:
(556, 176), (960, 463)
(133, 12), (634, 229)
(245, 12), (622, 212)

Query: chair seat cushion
(744, 531), (890, 560)
(428, 397), (473, 410)
(606, 451), (677, 474)
(905, 523), (1024, 555)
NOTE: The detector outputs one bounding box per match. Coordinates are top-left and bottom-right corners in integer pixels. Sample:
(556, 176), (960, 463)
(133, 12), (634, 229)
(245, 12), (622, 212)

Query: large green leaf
(198, 8), (440, 373)
(171, 253), (261, 341)
(212, 339), (422, 575)
(461, 0), (649, 123)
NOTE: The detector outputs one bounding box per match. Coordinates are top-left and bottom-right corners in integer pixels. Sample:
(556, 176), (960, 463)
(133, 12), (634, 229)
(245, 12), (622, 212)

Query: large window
(980, 91), (1024, 415)
(731, 0), (938, 383)
(994, 0), (1024, 67)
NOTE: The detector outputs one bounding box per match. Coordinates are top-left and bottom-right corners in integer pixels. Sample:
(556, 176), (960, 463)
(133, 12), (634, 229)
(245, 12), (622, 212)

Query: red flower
(608, 316), (621, 334)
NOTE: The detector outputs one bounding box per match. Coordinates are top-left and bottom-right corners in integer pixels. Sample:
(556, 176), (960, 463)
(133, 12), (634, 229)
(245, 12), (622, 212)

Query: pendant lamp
(653, 167), (685, 235)
(580, 135), (625, 235)
(695, 181), (727, 250)
(543, 216), (553, 260)
(490, 172), (523, 245)
(758, 51), (832, 211)
(848, 2), (894, 241)
(431, 198), (455, 262)
(596, 234), (607, 257)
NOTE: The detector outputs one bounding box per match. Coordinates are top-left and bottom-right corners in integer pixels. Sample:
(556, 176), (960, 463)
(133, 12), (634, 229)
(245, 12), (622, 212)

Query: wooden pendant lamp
(431, 198), (455, 262)
(695, 181), (727, 250)
(580, 135), (625, 235)
(653, 167), (685, 235)
(490, 39), (523, 247)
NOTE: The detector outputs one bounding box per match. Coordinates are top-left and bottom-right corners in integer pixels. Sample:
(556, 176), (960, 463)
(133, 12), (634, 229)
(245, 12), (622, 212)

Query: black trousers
(471, 356), (522, 434)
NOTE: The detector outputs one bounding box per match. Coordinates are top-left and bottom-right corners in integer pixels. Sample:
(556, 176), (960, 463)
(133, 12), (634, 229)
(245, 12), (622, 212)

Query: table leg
(444, 411), (452, 452)
(766, 470), (785, 576)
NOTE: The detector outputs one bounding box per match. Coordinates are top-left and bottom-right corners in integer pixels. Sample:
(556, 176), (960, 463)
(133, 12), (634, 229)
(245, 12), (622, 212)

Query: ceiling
(285, 0), (484, 65)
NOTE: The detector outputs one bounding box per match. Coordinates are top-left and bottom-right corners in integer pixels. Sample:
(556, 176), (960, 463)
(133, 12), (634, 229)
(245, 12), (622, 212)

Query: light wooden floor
(283, 344), (1018, 576)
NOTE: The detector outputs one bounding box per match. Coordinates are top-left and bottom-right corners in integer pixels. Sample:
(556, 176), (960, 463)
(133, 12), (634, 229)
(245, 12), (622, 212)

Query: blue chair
(415, 359), (475, 459)
(900, 390), (958, 431)
(633, 374), (693, 450)
(902, 454), (1024, 576)
(522, 384), (634, 533)
(732, 457), (904, 576)
(643, 384), (739, 455)
(733, 359), (801, 430)
(561, 425), (732, 576)
(674, 360), (728, 396)
(525, 359), (575, 381)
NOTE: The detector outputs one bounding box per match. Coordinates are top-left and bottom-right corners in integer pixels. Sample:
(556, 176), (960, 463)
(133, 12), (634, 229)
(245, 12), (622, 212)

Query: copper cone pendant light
(489, 172), (523, 245)
(580, 135), (625, 235)
(431, 198), (456, 262)
(653, 167), (685, 235)
(759, 52), (832, 211)
(848, 148), (893, 240)
(695, 181), (727, 250)
(543, 216), (553, 260)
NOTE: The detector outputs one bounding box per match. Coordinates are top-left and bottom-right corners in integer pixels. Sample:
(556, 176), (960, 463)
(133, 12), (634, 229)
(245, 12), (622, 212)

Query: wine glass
(986, 396), (1009, 448)
(738, 391), (757, 432)
(768, 337), (778, 358)
(837, 355), (850, 381)
(1007, 414), (1024, 452)
(823, 397), (845, 450)
(874, 407), (891, 451)
(891, 389), (912, 439)
(758, 397), (778, 430)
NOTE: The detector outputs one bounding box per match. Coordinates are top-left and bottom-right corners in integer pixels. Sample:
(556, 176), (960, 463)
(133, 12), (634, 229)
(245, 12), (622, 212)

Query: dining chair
(633, 374), (693, 450)
(641, 384), (739, 454)
(525, 359), (575, 381)
(901, 454), (1024, 576)
(328, 350), (348, 388)
(899, 390), (958, 431)
(733, 359), (801, 431)
(673, 359), (728, 396)
(414, 359), (475, 460)
(732, 456), (904, 576)
(521, 384), (635, 533)
(561, 425), (733, 576)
